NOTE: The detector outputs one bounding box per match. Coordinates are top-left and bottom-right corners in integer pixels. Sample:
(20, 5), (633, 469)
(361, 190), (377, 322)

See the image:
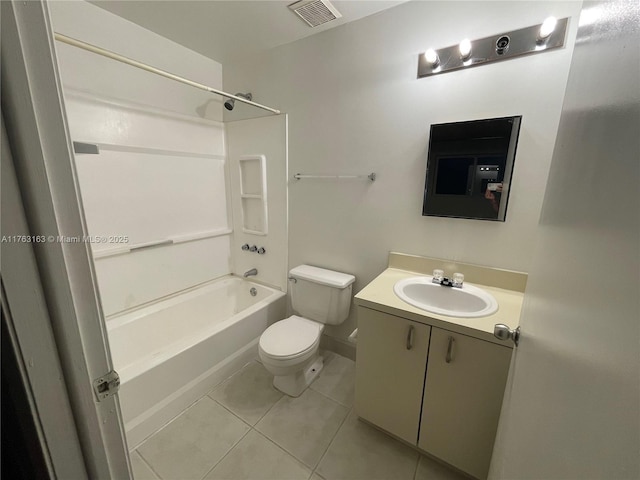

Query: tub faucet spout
(244, 268), (258, 278)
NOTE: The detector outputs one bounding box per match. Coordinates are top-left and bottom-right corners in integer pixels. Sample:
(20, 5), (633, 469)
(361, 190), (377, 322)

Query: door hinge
(93, 370), (120, 401)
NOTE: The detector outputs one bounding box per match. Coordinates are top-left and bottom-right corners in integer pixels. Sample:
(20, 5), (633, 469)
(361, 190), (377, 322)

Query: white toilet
(259, 265), (355, 397)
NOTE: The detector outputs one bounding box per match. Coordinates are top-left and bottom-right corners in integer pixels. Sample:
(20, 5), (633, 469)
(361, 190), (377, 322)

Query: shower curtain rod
(54, 33), (281, 115)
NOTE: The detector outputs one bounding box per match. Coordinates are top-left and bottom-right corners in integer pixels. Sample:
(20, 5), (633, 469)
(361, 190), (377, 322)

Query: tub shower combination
(51, 30), (288, 448)
(108, 276), (286, 447)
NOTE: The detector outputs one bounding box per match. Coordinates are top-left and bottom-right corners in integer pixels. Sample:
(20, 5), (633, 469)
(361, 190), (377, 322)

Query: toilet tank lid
(289, 265), (355, 288)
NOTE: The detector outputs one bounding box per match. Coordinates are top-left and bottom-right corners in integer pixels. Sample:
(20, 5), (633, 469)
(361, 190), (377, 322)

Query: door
(419, 328), (512, 479)
(2, 1), (130, 477)
(355, 307), (431, 444)
(489, 2), (640, 479)
(2, 115), (87, 479)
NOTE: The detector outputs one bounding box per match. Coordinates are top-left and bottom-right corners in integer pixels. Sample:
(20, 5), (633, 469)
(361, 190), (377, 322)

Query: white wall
(224, 1), (582, 345)
(50, 1), (230, 315)
(227, 115), (289, 292)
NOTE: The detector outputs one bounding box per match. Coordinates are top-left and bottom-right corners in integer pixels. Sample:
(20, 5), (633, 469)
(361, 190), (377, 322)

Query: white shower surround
(108, 276), (286, 448)
(51, 3), (290, 451)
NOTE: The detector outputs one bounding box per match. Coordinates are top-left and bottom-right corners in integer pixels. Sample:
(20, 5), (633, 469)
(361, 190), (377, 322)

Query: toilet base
(273, 355), (324, 397)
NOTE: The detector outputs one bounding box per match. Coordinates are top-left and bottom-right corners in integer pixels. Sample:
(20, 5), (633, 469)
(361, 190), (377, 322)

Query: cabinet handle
(406, 325), (415, 350)
(445, 336), (455, 363)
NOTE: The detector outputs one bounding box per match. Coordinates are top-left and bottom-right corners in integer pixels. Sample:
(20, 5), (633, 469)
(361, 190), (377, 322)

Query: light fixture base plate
(418, 17), (569, 78)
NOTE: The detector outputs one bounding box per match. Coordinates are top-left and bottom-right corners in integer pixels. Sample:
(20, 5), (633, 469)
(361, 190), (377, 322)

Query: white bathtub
(106, 276), (286, 448)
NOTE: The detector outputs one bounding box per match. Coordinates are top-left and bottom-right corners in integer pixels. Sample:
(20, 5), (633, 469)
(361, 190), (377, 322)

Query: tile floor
(131, 352), (468, 480)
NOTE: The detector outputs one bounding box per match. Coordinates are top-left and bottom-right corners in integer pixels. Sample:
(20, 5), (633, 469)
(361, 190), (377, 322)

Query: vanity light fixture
(459, 38), (472, 59)
(424, 48), (440, 67)
(538, 16), (558, 42)
(418, 17), (569, 78)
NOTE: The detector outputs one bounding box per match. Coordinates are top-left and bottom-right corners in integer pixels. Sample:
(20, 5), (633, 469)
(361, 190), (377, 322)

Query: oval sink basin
(393, 276), (498, 318)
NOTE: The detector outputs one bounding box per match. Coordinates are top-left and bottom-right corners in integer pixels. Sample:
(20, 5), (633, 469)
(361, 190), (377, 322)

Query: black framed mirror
(422, 116), (521, 221)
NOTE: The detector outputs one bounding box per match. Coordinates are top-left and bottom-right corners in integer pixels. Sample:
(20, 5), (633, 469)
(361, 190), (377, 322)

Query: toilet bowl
(259, 316), (324, 397)
(258, 265), (355, 397)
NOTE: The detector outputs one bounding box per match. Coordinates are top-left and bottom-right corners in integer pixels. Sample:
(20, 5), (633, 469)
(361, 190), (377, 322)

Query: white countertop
(355, 267), (524, 346)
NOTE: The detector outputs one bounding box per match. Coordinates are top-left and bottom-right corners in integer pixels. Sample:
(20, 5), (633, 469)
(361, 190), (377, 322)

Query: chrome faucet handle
(249, 245), (258, 252)
(241, 244), (250, 251)
(432, 269), (444, 284)
(453, 273), (464, 288)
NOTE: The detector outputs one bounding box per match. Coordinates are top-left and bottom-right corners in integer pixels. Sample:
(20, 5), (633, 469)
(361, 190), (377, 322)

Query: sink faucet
(244, 268), (258, 278)
(432, 270), (464, 288)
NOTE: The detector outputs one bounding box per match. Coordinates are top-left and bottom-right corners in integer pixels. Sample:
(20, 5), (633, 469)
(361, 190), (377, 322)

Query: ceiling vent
(288, 0), (342, 28)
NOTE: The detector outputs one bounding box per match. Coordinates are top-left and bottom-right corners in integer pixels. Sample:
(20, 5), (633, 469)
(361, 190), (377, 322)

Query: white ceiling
(90, 1), (406, 64)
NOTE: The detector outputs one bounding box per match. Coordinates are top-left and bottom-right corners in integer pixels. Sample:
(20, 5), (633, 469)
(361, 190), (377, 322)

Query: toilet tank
(289, 265), (356, 325)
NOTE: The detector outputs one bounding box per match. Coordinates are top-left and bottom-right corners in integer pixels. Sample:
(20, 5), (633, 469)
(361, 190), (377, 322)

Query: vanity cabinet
(354, 307), (431, 445)
(355, 306), (512, 480)
(418, 327), (512, 480)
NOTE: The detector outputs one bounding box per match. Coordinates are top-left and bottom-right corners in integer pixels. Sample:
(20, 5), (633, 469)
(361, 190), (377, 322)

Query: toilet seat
(259, 315), (322, 360)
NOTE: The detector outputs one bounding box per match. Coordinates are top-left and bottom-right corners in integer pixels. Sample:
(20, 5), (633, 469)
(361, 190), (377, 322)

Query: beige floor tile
(256, 388), (349, 468)
(209, 361), (283, 425)
(414, 455), (469, 480)
(130, 451), (160, 479)
(205, 430), (311, 480)
(138, 397), (249, 480)
(310, 352), (356, 407)
(316, 411), (419, 480)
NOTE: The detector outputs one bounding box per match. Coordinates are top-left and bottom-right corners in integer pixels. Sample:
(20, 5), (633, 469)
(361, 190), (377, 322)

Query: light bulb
(424, 48), (439, 67)
(459, 38), (472, 59)
(538, 16), (557, 41)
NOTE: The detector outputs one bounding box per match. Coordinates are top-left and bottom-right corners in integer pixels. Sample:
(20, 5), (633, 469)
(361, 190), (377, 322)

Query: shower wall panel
(227, 115), (288, 292)
(50, 1), (231, 316)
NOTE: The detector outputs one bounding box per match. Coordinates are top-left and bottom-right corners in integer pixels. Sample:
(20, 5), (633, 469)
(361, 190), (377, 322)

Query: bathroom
(2, 1), (638, 480)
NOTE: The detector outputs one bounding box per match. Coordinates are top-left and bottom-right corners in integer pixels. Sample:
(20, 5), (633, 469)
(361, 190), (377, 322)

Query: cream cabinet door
(355, 307), (431, 445)
(418, 327), (512, 480)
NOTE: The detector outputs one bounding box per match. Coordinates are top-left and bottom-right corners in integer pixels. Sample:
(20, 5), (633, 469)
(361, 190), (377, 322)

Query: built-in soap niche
(422, 116), (521, 221)
(239, 155), (268, 235)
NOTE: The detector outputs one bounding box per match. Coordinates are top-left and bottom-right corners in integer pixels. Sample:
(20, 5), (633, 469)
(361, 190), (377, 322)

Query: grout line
(312, 406), (353, 476)
(135, 396), (238, 479)
(135, 363), (251, 466)
(134, 394), (211, 450)
(308, 353), (356, 408)
(208, 361), (283, 428)
(211, 398), (254, 429)
(252, 390), (348, 471)
(252, 429), (312, 470)
(198, 426), (253, 480)
(139, 363), (352, 479)
(205, 372), (238, 401)
(252, 391), (284, 427)
(251, 429), (313, 474)
(251, 397), (308, 463)
(134, 362), (262, 479)
(413, 453), (421, 480)
(130, 357), (252, 450)
(133, 450), (163, 480)
(308, 383), (353, 409)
